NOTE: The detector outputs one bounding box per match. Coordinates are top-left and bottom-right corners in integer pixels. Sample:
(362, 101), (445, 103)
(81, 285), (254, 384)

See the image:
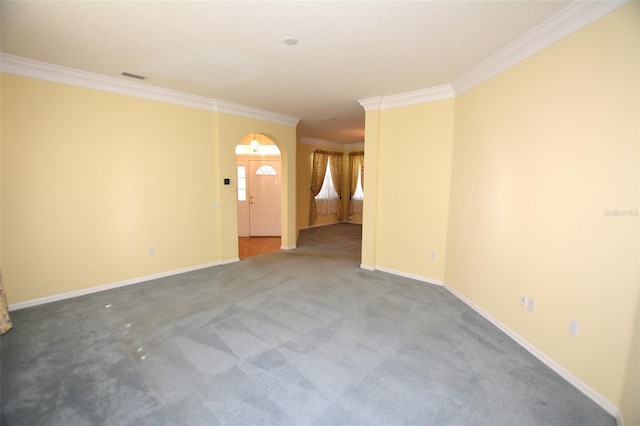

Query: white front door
(248, 159), (281, 236)
(237, 158), (281, 237)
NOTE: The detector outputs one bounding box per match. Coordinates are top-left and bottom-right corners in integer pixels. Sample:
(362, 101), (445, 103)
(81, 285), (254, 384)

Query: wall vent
(121, 71), (146, 80)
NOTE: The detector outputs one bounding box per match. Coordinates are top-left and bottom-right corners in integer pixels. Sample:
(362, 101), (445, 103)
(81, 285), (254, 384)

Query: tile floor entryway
(238, 236), (280, 259)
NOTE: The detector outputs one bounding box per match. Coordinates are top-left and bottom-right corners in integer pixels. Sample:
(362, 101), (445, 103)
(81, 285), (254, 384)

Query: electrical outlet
(519, 294), (527, 307)
(149, 247), (155, 256)
(569, 319), (579, 336)
(526, 297), (535, 312)
(429, 252), (436, 261)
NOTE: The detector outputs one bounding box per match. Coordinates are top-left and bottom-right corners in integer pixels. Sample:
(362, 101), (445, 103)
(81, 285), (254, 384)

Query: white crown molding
(214, 99), (299, 127)
(0, 53), (216, 111)
(300, 137), (349, 150)
(452, 0), (628, 95)
(358, 96), (384, 112)
(358, 84), (455, 111)
(360, 1), (627, 109)
(344, 142), (365, 151)
(0, 53), (299, 127)
(369, 265), (445, 287)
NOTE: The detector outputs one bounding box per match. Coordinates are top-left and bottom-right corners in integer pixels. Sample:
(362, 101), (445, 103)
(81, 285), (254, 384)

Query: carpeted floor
(1, 223), (614, 425)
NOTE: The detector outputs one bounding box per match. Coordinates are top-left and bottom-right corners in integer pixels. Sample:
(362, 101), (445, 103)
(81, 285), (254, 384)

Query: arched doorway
(235, 134), (282, 258)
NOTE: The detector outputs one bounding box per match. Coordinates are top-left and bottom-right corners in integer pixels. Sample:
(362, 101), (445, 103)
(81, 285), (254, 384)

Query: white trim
(8, 260), (238, 311)
(443, 282), (620, 419)
(0, 53), (215, 111)
(358, 84), (455, 111)
(452, 0), (627, 95)
(379, 84), (455, 110)
(357, 96), (383, 112)
(368, 265), (444, 287)
(280, 245), (296, 250)
(360, 264), (375, 271)
(300, 137), (347, 150)
(345, 142), (364, 151)
(215, 99), (299, 127)
(0, 53), (299, 127)
(300, 138), (364, 151)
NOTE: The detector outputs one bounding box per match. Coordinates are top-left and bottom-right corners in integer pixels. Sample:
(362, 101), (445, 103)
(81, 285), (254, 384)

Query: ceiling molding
(344, 142), (365, 151)
(0, 53), (216, 111)
(452, 0), (627, 95)
(358, 84), (455, 112)
(0, 53), (299, 128)
(300, 137), (363, 151)
(357, 96), (384, 112)
(214, 100), (299, 127)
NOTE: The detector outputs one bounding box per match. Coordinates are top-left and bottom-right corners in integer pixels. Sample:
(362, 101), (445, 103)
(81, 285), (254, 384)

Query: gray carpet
(1, 223), (614, 425)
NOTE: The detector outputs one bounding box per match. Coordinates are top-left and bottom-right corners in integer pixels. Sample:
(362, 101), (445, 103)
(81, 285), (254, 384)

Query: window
(237, 166), (247, 201)
(315, 162), (339, 216)
(351, 164), (364, 214)
(256, 165), (277, 175)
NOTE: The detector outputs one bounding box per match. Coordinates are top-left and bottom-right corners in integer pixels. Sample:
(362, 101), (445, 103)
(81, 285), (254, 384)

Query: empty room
(1, 1), (638, 425)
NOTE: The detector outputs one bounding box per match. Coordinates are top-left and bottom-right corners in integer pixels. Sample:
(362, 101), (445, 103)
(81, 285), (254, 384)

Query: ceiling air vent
(121, 71), (146, 80)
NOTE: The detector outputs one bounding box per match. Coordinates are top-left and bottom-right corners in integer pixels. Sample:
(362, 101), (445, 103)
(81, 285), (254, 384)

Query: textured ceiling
(1, 1), (571, 143)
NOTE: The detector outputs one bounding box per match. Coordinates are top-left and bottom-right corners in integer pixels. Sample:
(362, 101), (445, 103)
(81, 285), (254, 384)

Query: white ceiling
(1, 1), (574, 143)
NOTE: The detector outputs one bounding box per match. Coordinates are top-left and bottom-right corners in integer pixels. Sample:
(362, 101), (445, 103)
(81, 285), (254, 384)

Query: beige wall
(1, 2), (637, 420)
(362, 99), (455, 283)
(216, 113), (297, 251)
(445, 2), (638, 412)
(619, 5), (640, 425)
(0, 74), (296, 304)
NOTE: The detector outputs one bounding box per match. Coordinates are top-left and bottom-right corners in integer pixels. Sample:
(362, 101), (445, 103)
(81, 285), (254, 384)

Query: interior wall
(216, 113), (297, 252)
(1, 74), (219, 304)
(0, 74), (298, 305)
(368, 99), (455, 283)
(445, 2), (638, 410)
(619, 5), (640, 425)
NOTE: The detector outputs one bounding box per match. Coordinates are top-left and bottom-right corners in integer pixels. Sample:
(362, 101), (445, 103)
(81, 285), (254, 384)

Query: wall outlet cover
(569, 319), (579, 336)
(527, 298), (535, 312)
(519, 294), (527, 307)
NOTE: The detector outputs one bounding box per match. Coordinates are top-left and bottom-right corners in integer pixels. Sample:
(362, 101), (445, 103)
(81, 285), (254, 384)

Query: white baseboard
(360, 264), (444, 287)
(280, 245), (296, 250)
(443, 282), (620, 419)
(8, 259), (238, 311)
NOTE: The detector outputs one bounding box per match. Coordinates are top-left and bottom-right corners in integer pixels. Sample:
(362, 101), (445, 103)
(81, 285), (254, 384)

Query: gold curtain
(0, 271), (12, 335)
(348, 152), (364, 215)
(329, 153), (344, 220)
(309, 150), (329, 226)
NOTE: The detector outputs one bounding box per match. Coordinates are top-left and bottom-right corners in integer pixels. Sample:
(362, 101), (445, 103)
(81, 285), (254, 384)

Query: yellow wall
(619, 286), (640, 425)
(619, 5), (640, 425)
(216, 113), (297, 251)
(364, 99), (455, 282)
(1, 1), (637, 418)
(0, 74), (297, 304)
(445, 3), (638, 409)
